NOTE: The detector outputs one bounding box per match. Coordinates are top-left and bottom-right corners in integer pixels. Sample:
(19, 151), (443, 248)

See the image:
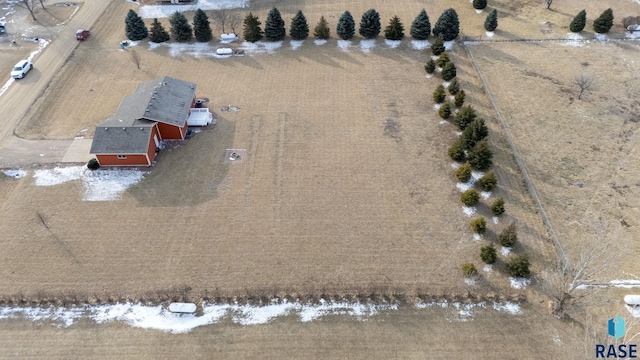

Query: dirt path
(0, 0), (114, 167)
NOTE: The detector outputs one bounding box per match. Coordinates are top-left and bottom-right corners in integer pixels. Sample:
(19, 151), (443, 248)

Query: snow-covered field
(0, 299), (523, 332)
(139, 0), (249, 18)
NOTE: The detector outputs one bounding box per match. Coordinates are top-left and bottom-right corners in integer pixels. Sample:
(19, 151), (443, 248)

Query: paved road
(0, 0), (114, 168)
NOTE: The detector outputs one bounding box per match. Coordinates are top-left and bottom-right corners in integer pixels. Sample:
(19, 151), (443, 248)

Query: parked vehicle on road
(11, 60), (33, 79)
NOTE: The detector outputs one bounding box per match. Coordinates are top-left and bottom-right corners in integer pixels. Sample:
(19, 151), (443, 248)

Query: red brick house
(90, 76), (197, 166)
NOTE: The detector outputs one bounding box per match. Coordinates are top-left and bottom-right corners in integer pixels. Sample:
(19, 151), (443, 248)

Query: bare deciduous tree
(575, 73), (595, 100)
(129, 49), (141, 70)
(211, 9), (229, 34)
(21, 0), (37, 21)
(38, 0), (45, 9)
(228, 13), (240, 35)
(542, 221), (619, 318)
(546, 0), (553, 10)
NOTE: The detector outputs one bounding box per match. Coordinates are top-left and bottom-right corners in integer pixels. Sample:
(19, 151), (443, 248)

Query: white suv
(11, 60), (33, 79)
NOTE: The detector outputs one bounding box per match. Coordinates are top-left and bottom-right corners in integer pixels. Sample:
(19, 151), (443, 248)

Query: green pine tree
(264, 7), (285, 41)
(384, 16), (404, 40)
(431, 34), (445, 55)
(169, 11), (192, 42)
(433, 8), (460, 41)
(461, 118), (489, 149)
(593, 8), (613, 34)
(448, 138), (467, 162)
(149, 18), (170, 43)
(433, 85), (446, 103)
(468, 140), (493, 170)
(448, 78), (460, 95)
(473, 0), (487, 10)
(491, 197), (505, 216)
(193, 9), (212, 42)
(455, 162), (472, 182)
(439, 102), (452, 119)
(125, 9), (148, 41)
(454, 89), (466, 107)
(410, 9), (431, 40)
(470, 217), (487, 234)
(290, 10), (309, 40)
(314, 16), (330, 39)
(454, 105), (477, 130)
(570, 10), (586, 33)
(507, 254), (530, 278)
(436, 52), (450, 68)
(336, 11), (355, 40)
(359, 9), (381, 39)
(442, 61), (457, 81)
(484, 9), (498, 32)
(243, 12), (263, 43)
(480, 245), (497, 264)
(424, 59), (436, 74)
(479, 170), (498, 191)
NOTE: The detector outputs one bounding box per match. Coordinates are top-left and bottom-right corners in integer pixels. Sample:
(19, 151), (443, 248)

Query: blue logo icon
(609, 315), (625, 340)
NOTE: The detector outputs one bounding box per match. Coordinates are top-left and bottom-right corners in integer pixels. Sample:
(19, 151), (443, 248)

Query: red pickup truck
(75, 29), (90, 40)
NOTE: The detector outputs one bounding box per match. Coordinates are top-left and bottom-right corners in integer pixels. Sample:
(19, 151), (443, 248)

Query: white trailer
(187, 108), (214, 126)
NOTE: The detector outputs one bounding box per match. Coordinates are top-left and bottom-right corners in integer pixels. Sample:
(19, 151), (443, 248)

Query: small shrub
(480, 245), (497, 264)
(454, 89), (466, 107)
(478, 170), (497, 191)
(455, 162), (472, 182)
(439, 102), (452, 119)
(461, 189), (480, 206)
(448, 78), (459, 95)
(425, 59), (436, 74)
(442, 62), (457, 81)
(431, 34), (445, 55)
(470, 216), (486, 234)
(87, 158), (100, 170)
(448, 138), (466, 162)
(462, 263), (478, 278)
(433, 85), (446, 103)
(507, 254), (530, 278)
(436, 52), (450, 68)
(491, 198), (505, 216)
(499, 222), (517, 247)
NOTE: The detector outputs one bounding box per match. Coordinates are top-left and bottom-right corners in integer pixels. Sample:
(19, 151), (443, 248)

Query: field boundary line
(464, 44), (566, 264)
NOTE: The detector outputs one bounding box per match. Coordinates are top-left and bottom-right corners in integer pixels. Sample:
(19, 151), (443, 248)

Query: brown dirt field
(471, 41), (640, 277)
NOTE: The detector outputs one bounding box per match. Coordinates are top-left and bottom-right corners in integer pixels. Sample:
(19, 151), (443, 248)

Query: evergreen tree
(149, 18), (170, 43)
(461, 189), (480, 206)
(470, 217), (487, 234)
(439, 102), (452, 119)
(455, 162), (472, 182)
(454, 89), (466, 107)
(424, 59), (436, 74)
(410, 9), (431, 40)
(491, 197), (505, 216)
(473, 0), (487, 10)
(480, 245), (497, 264)
(125, 9), (148, 41)
(507, 254), (530, 278)
(593, 8), (613, 34)
(193, 9), (212, 42)
(384, 16), (404, 40)
(169, 11), (192, 42)
(433, 85), (446, 103)
(436, 52), (450, 68)
(431, 34), (445, 55)
(462, 263), (478, 278)
(264, 7), (285, 41)
(479, 171), (498, 191)
(484, 9), (498, 32)
(448, 138), (467, 162)
(290, 10), (309, 40)
(569, 10), (586, 33)
(461, 118), (489, 149)
(433, 8), (460, 41)
(314, 16), (330, 39)
(243, 12), (263, 43)
(442, 61), (457, 81)
(337, 11), (355, 40)
(500, 222), (518, 247)
(448, 78), (460, 95)
(359, 9), (381, 39)
(455, 105), (477, 130)
(468, 140), (493, 170)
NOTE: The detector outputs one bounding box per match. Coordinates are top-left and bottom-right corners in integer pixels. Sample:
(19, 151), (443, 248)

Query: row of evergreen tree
(125, 9), (215, 42)
(569, 8), (614, 34)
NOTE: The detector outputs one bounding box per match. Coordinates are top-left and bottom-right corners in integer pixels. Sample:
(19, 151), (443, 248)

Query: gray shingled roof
(91, 76), (197, 154)
(90, 125), (154, 154)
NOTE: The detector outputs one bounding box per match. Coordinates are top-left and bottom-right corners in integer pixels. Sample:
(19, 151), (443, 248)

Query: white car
(11, 60), (33, 79)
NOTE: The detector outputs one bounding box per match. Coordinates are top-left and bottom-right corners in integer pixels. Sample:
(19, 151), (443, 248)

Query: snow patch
(410, 40), (430, 50)
(627, 305), (640, 318)
(492, 216), (499, 224)
(433, 104), (442, 110)
(563, 32), (586, 47)
(444, 40), (455, 50)
(385, 39), (401, 48)
(480, 191), (491, 199)
(431, 55), (439, 61)
(626, 31), (640, 39)
(594, 33), (608, 41)
(473, 234), (482, 241)
(451, 162), (460, 169)
(492, 302), (522, 314)
(314, 39), (327, 45)
(139, 0), (248, 18)
(443, 81), (450, 88)
(425, 74), (433, 79)
(509, 277), (531, 289)
(241, 41), (282, 54)
(359, 39), (376, 53)
(483, 264), (493, 273)
(610, 279), (640, 288)
(33, 166), (145, 201)
(3, 169), (26, 178)
(501, 247), (511, 256)
(464, 278), (476, 286)
(290, 40), (304, 50)
(337, 40), (351, 51)
(485, 31), (494, 37)
(439, 120), (447, 125)
(462, 206), (477, 216)
(476, 9), (484, 14)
